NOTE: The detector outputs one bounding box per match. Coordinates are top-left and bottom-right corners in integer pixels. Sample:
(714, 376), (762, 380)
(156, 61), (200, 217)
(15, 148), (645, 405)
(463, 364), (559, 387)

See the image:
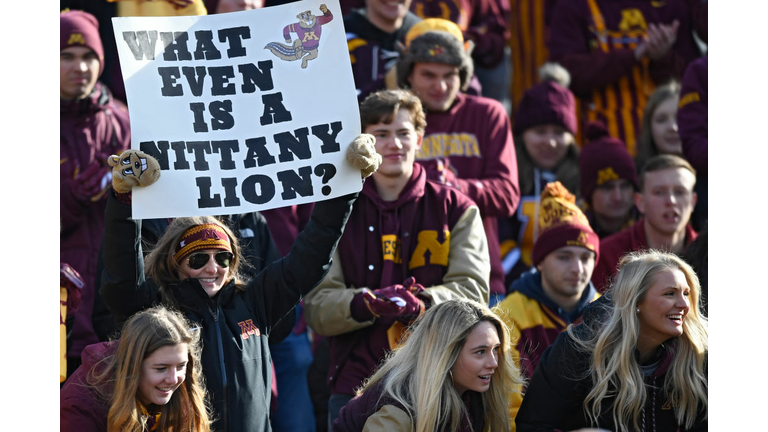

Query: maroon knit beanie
(513, 80), (577, 136)
(532, 182), (600, 267)
(60, 10), (104, 77)
(579, 121), (638, 204)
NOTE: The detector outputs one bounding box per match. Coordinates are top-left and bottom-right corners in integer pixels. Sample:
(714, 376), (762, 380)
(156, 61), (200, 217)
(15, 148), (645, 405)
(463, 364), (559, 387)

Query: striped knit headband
(173, 223), (232, 263)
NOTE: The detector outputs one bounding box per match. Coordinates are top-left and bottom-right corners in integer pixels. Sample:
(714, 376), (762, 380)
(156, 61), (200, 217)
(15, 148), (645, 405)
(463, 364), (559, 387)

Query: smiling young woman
(333, 299), (523, 432)
(516, 250), (708, 432)
(61, 306), (211, 432)
(145, 219), (243, 301)
(635, 82), (683, 173)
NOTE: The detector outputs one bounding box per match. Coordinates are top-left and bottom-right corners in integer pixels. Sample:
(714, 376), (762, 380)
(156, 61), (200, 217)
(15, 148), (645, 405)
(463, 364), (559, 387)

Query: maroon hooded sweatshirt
(417, 93), (520, 297)
(60, 341), (116, 432)
(325, 163), (484, 396)
(61, 341), (160, 432)
(60, 82), (131, 363)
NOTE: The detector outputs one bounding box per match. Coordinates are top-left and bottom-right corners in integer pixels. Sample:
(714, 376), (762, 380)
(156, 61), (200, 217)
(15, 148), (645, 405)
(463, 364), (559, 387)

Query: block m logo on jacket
(409, 230), (450, 268)
(380, 230), (451, 269)
(237, 319), (261, 340)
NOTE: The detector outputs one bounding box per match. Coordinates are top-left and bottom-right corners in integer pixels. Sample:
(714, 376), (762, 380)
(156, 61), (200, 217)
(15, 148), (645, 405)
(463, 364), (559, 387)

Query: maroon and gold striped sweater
(548, 0), (700, 156)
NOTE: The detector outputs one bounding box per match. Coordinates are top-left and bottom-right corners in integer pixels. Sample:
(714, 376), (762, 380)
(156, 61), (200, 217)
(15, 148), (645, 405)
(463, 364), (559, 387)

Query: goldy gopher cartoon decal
(265, 4), (334, 68)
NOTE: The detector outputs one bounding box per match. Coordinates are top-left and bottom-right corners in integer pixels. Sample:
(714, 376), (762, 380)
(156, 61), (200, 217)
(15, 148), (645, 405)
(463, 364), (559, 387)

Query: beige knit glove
(346, 133), (381, 178)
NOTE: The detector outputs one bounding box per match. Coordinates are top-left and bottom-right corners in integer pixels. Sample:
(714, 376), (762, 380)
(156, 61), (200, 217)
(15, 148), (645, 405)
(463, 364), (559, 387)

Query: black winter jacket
(516, 329), (707, 432)
(100, 191), (356, 432)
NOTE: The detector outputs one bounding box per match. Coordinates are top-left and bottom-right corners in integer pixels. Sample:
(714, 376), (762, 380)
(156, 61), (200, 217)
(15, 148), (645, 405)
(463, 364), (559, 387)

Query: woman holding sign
(98, 137), (380, 432)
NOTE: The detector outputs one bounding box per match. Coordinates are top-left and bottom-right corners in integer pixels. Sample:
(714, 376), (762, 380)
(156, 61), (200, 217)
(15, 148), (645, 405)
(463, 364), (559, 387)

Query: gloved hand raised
(108, 150), (161, 194)
(346, 133), (382, 178)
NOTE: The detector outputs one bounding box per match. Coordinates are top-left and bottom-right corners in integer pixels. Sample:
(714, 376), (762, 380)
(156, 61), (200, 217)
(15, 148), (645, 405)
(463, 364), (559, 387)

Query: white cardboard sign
(112, 0), (361, 219)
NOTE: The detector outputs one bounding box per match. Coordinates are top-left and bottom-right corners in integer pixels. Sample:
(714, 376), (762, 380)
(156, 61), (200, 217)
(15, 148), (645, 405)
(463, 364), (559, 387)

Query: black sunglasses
(187, 251), (234, 270)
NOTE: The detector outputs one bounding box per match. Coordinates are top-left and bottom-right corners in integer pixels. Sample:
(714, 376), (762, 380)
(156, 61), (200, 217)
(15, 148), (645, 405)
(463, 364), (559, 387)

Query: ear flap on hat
(395, 40), (407, 56)
(463, 40), (475, 58)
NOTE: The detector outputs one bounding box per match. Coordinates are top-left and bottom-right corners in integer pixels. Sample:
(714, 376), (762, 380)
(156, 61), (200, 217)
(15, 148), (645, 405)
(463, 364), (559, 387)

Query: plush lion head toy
(108, 149), (161, 193)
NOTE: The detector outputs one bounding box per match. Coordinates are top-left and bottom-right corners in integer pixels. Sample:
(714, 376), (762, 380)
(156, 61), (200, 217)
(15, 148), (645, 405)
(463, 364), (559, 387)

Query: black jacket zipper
(212, 304), (229, 431)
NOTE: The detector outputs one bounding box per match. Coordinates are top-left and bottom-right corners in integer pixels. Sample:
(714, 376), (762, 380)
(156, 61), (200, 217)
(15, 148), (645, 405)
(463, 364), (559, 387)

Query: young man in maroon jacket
(395, 24), (520, 305)
(60, 10), (131, 379)
(592, 154), (698, 292)
(304, 89), (490, 429)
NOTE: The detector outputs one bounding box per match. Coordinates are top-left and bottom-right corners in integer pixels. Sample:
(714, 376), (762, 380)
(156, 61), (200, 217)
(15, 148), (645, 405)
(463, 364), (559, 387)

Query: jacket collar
(637, 339), (678, 378)
(425, 92), (466, 117)
(362, 162), (427, 210)
(511, 269), (599, 323)
(60, 81), (110, 116)
(633, 218), (699, 251)
(171, 277), (238, 314)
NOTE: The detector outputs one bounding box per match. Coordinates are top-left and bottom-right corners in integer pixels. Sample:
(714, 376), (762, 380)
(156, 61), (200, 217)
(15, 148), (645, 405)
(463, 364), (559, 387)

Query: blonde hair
(568, 250), (708, 431)
(359, 299), (523, 432)
(88, 306), (212, 432)
(144, 216), (247, 305)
